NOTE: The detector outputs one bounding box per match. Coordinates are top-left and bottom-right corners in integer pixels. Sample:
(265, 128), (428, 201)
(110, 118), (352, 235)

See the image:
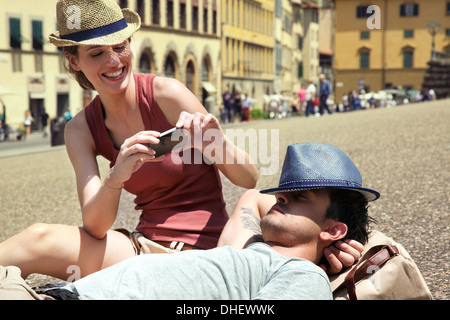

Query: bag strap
(344, 245), (399, 300)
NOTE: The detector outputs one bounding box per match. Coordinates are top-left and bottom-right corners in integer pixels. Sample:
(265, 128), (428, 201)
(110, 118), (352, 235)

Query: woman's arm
(64, 112), (158, 239)
(65, 112), (120, 239)
(153, 77), (258, 189)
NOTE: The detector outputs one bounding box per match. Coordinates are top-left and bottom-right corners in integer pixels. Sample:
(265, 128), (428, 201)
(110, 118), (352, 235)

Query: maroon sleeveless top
(84, 73), (228, 249)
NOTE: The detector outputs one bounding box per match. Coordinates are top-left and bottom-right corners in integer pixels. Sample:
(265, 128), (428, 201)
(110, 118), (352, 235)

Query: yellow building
(221, 0), (275, 109)
(129, 0), (222, 114)
(334, 0), (450, 101)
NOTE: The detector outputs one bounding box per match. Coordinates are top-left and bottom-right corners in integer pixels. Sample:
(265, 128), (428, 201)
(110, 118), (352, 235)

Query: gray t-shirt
(67, 243), (332, 300)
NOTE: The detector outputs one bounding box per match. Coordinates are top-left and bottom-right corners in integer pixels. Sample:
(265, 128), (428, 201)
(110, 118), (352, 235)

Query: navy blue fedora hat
(260, 143), (380, 201)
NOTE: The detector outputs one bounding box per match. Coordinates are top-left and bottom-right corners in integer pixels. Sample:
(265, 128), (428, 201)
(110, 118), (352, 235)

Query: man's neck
(267, 242), (324, 265)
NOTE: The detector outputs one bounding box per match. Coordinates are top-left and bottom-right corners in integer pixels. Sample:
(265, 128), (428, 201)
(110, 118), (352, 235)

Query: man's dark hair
(325, 189), (376, 245)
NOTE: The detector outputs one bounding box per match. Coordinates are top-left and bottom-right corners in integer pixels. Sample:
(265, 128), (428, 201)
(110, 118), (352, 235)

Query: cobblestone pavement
(0, 100), (448, 299)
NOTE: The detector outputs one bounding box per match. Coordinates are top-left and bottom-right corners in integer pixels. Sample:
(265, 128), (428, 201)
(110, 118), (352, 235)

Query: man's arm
(218, 190), (273, 249)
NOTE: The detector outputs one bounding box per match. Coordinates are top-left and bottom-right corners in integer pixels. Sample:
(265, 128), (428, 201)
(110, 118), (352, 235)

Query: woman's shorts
(115, 229), (201, 255)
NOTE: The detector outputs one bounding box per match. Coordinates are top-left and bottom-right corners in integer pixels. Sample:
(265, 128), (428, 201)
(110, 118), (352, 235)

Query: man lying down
(0, 143), (378, 300)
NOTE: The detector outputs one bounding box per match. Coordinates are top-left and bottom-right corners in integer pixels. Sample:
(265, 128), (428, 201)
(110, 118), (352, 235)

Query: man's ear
(65, 52), (81, 71)
(320, 222), (347, 242)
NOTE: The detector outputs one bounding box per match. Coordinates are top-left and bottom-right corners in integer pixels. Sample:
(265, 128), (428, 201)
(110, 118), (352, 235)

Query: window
(403, 51), (413, 67)
(275, 0), (282, 18)
(446, 28), (450, 36)
(360, 52), (370, 69)
(400, 4), (419, 17)
(180, 2), (186, 29)
(119, 0), (128, 8)
(356, 5), (369, 18)
(212, 7), (217, 34)
(275, 42), (282, 73)
(447, 2), (450, 15)
(32, 20), (43, 51)
(360, 31), (370, 39)
(294, 8), (301, 22)
(192, 5), (198, 31)
(202, 58), (209, 82)
(203, 7), (208, 33)
(136, 0), (145, 22)
(404, 30), (414, 38)
(152, 0), (160, 25)
(284, 13), (291, 31)
(164, 55), (175, 78)
(298, 36), (303, 50)
(139, 52), (151, 73)
(185, 61), (195, 92)
(9, 17), (21, 49)
(167, 0), (173, 27)
(298, 62), (303, 78)
(311, 10), (318, 23)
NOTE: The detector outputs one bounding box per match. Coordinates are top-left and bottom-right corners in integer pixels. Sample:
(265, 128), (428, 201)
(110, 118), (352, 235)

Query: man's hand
(320, 239), (364, 275)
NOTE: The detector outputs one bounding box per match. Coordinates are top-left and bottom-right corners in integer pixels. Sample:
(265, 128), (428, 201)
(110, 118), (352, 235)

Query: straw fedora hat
(260, 143), (380, 201)
(49, 0), (141, 47)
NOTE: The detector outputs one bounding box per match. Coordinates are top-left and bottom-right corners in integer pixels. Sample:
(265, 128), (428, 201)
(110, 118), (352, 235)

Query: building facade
(1, 0), (324, 130)
(334, 0), (450, 101)
(129, 0), (221, 114)
(1, 0), (82, 130)
(0, 0), (221, 130)
(221, 0), (275, 110)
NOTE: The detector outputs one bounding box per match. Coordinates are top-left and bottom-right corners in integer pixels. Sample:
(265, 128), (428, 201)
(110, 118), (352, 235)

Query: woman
(0, 0), (257, 280)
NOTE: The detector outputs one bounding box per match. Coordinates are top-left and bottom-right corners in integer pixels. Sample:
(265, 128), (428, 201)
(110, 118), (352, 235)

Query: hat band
(60, 18), (128, 42)
(279, 179), (362, 188)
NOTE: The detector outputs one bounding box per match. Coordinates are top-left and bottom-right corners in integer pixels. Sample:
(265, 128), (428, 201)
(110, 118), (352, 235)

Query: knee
(23, 223), (56, 247)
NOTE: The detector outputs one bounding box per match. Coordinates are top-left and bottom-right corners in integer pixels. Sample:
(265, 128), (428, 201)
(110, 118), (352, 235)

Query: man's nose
(276, 193), (289, 204)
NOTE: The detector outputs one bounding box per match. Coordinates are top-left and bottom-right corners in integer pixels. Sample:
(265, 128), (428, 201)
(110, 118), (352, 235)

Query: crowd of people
(221, 87), (253, 123)
(292, 78), (439, 117)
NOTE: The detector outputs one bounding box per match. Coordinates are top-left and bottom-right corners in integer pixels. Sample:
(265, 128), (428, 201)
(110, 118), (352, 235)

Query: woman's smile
(102, 66), (126, 80)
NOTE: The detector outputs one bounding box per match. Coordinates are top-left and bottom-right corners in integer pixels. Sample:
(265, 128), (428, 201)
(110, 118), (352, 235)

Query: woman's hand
(175, 111), (223, 153)
(107, 131), (163, 188)
(320, 239), (365, 275)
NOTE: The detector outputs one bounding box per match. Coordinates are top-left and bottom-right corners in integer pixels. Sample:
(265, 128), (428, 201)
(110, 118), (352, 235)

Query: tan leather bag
(330, 230), (433, 300)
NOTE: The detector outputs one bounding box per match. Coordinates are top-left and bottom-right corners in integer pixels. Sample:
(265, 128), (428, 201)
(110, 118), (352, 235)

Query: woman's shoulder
(65, 108), (94, 148)
(152, 75), (184, 94)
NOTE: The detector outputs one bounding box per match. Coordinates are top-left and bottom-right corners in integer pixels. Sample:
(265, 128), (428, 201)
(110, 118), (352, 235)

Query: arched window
(139, 52), (151, 74)
(164, 55), (175, 78)
(186, 60), (195, 92)
(202, 57), (210, 82)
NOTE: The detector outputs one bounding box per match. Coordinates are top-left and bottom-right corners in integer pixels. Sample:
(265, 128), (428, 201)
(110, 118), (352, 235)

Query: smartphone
(149, 127), (187, 158)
